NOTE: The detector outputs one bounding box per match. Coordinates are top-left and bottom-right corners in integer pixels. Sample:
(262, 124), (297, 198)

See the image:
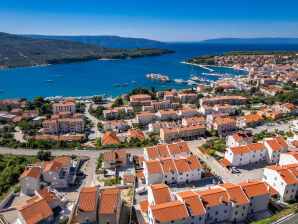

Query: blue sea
(1, 43), (298, 100)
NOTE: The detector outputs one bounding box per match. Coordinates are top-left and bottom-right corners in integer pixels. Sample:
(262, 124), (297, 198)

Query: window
(236, 205), (239, 208)
(197, 169), (200, 171)
(240, 158), (242, 161)
(172, 172), (174, 174)
(215, 211), (218, 215)
(191, 216), (194, 219)
(250, 202), (253, 206)
(172, 177), (174, 180)
(235, 211), (238, 215)
(171, 221), (174, 223)
(179, 173), (182, 175)
(165, 175), (167, 178)
(224, 210), (227, 213)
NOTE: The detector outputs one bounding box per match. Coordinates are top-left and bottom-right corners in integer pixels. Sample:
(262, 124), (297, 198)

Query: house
(218, 183), (250, 223)
(182, 116), (206, 126)
(16, 197), (54, 224)
(258, 108), (285, 120)
(227, 132), (254, 147)
(19, 166), (42, 196)
(148, 184), (172, 205)
(175, 191), (206, 224)
(225, 146), (251, 166)
(143, 160), (163, 185)
(263, 165), (298, 202)
(196, 188), (232, 223)
(98, 189), (122, 224)
(103, 120), (129, 132)
(238, 180), (270, 214)
(52, 102), (76, 114)
(39, 161), (69, 188)
(35, 189), (62, 209)
(279, 152), (298, 166)
(237, 114), (265, 128)
(77, 187), (99, 224)
(101, 131), (120, 145)
(247, 143), (267, 163)
(160, 125), (205, 143)
(159, 158), (178, 184)
(181, 155), (202, 182)
(103, 149), (127, 168)
(148, 200), (190, 224)
(173, 157), (191, 183)
(127, 129), (146, 142)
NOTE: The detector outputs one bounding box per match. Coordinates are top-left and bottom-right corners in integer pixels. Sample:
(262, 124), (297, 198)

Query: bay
(0, 43), (298, 100)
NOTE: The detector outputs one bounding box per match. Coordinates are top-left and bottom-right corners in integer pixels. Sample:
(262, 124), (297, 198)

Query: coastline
(181, 61), (248, 72)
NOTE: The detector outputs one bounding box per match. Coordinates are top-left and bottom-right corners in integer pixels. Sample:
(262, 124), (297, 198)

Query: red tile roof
(168, 143), (181, 155)
(220, 158), (232, 166)
(160, 158), (177, 173)
(145, 146), (160, 159)
(150, 184), (172, 204)
(177, 141), (191, 153)
(219, 183), (249, 206)
(140, 200), (149, 212)
(149, 200), (189, 223)
(136, 171), (144, 179)
(19, 167), (42, 179)
(238, 180), (270, 197)
(265, 139), (283, 151)
(98, 189), (120, 214)
(145, 160), (162, 174)
(176, 191), (205, 216)
(196, 188), (231, 207)
(174, 158), (191, 173)
(78, 187), (98, 212)
(230, 146), (251, 155)
(181, 155), (201, 170)
(36, 189), (61, 203)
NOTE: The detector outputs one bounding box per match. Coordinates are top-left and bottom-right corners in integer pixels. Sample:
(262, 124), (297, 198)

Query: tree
(92, 96), (103, 104)
(111, 97), (124, 108)
(165, 117), (173, 122)
(215, 87), (224, 94)
(37, 150), (52, 161)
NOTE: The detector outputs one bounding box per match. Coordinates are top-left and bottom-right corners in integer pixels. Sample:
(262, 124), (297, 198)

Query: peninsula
(0, 32), (175, 69)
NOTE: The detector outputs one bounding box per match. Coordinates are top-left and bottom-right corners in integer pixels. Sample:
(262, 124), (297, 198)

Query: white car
(136, 186), (147, 194)
(231, 167), (240, 173)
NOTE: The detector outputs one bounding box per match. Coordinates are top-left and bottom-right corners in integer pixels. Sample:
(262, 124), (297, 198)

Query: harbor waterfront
(1, 43), (298, 100)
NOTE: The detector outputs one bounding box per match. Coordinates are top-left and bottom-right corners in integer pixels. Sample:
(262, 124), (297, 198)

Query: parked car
(231, 167), (240, 173)
(136, 186), (147, 194)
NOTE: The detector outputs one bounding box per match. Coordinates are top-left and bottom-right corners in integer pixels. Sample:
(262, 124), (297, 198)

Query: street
(247, 120), (293, 134)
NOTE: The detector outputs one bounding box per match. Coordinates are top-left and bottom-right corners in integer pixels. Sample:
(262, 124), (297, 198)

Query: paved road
(275, 213), (298, 224)
(247, 120), (292, 134)
(84, 103), (101, 142)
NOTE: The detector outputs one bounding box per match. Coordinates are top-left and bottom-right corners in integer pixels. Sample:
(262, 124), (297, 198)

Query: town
(0, 51), (297, 224)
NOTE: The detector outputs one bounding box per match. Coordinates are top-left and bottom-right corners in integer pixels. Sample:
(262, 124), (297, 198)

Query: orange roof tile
(17, 198), (53, 224)
(265, 140), (283, 151)
(19, 167), (42, 179)
(230, 146), (250, 155)
(78, 187), (98, 212)
(140, 200), (149, 212)
(181, 155), (201, 170)
(149, 200), (189, 223)
(263, 182), (279, 196)
(196, 188), (231, 207)
(220, 158), (232, 166)
(157, 145), (170, 157)
(136, 171), (144, 179)
(266, 166), (298, 185)
(145, 160), (162, 174)
(174, 158), (190, 173)
(43, 161), (63, 173)
(53, 157), (70, 166)
(139, 156), (145, 163)
(273, 137), (288, 148)
(177, 141), (191, 153)
(145, 146), (160, 159)
(98, 189), (120, 214)
(246, 143), (266, 151)
(168, 143), (181, 155)
(102, 131), (120, 145)
(219, 183), (249, 206)
(281, 152), (298, 160)
(160, 158), (177, 173)
(238, 180), (270, 197)
(104, 151), (116, 161)
(123, 174), (135, 182)
(176, 191), (205, 216)
(150, 184), (172, 204)
(128, 129), (146, 141)
(36, 189), (61, 203)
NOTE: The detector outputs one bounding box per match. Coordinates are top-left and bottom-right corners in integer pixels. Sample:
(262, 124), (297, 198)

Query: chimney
(220, 197), (224, 203)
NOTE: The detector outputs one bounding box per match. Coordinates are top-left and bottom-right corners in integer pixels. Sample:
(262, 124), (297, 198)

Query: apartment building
(143, 142), (190, 160)
(103, 120), (129, 132)
(52, 102), (76, 114)
(175, 191), (206, 224)
(196, 188), (232, 223)
(77, 187), (99, 224)
(177, 107), (200, 118)
(258, 107), (285, 120)
(160, 124), (205, 143)
(238, 180), (271, 214)
(263, 165), (298, 202)
(130, 94), (152, 106)
(156, 109), (178, 121)
(143, 155), (202, 185)
(226, 132), (254, 147)
(199, 105), (213, 115)
(148, 184), (172, 205)
(263, 137), (288, 164)
(98, 189), (122, 224)
(213, 104), (234, 115)
(200, 96), (247, 107)
(136, 112), (156, 125)
(210, 117), (236, 136)
(148, 121), (176, 133)
(43, 118), (84, 134)
(218, 183), (250, 223)
(279, 152), (298, 166)
(103, 106), (133, 119)
(237, 114), (265, 128)
(178, 93), (196, 103)
(182, 116), (206, 126)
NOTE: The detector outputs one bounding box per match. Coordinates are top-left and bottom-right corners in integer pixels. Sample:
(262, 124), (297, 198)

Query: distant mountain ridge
(200, 37), (298, 44)
(21, 34), (166, 47)
(0, 32), (174, 69)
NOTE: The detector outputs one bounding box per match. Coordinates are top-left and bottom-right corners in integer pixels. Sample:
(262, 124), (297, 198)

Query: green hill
(0, 32), (174, 69)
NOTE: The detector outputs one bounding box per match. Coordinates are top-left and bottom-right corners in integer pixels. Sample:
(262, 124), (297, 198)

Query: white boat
(114, 83), (120, 86)
(132, 81), (136, 83)
(122, 83), (128, 86)
(173, 79), (187, 84)
(0, 90), (4, 92)
(45, 80), (53, 82)
(187, 80), (197, 85)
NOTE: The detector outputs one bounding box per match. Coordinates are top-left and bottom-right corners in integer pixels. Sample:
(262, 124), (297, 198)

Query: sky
(0, 0), (298, 42)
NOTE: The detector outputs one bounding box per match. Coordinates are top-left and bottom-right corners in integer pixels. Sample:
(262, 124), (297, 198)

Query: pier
(198, 65), (214, 72)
